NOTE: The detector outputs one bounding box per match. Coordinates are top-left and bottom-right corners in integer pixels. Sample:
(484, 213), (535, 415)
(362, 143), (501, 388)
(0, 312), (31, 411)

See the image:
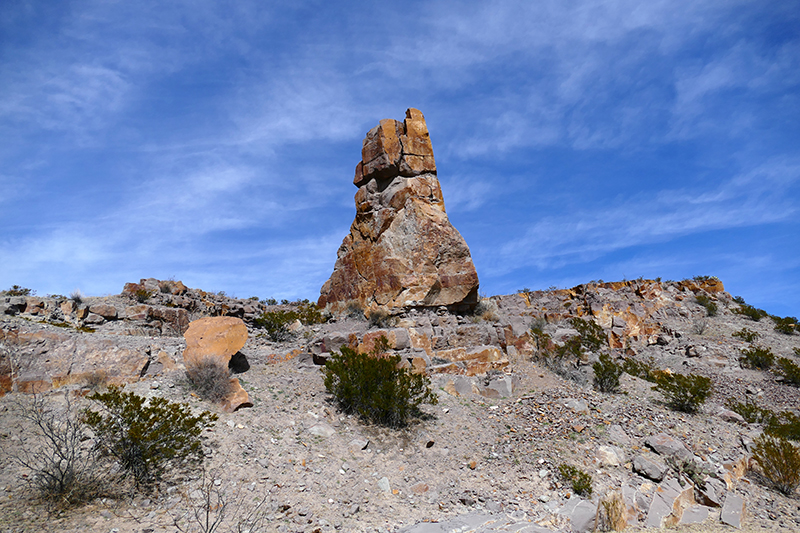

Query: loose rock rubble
(1, 276), (799, 532)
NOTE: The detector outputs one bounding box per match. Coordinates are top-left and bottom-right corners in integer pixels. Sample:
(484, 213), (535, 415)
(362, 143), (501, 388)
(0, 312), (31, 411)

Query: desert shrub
(13, 394), (106, 509)
(185, 356), (233, 402)
(84, 370), (108, 391)
(593, 353), (623, 393)
(734, 303), (767, 321)
(767, 412), (800, 441)
(695, 294), (718, 317)
(596, 491), (626, 532)
(692, 275), (718, 282)
(622, 357), (659, 383)
(739, 346), (775, 370)
(569, 317), (605, 352)
(294, 300), (326, 325)
(732, 327), (760, 343)
(83, 386), (217, 489)
(776, 357), (800, 386)
(733, 295), (746, 305)
(322, 336), (438, 428)
(471, 297), (499, 322)
(3, 284), (34, 296)
(771, 315), (798, 335)
(558, 464), (592, 497)
(652, 372), (712, 414)
(133, 288), (153, 303)
(345, 300), (365, 320)
(692, 318), (708, 335)
(262, 297), (277, 306)
(69, 289), (83, 305)
(368, 309), (396, 329)
(795, 348), (800, 357)
(725, 398), (777, 425)
(752, 434), (800, 495)
(666, 456), (708, 490)
(254, 310), (296, 342)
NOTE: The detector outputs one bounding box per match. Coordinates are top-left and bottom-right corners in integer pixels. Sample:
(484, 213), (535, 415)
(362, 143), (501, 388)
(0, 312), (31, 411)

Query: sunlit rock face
(319, 108), (479, 315)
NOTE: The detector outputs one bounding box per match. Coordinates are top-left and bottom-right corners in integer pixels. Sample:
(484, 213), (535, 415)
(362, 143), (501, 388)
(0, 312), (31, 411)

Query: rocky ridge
(0, 277), (799, 533)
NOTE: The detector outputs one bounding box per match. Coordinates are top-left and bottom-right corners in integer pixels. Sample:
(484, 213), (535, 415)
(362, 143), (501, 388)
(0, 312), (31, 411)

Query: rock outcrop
(318, 108), (479, 315)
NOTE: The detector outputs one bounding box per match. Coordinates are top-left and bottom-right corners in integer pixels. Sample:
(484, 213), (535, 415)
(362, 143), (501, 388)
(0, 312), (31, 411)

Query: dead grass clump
(186, 356), (233, 403)
(752, 433), (800, 495)
(596, 491), (627, 531)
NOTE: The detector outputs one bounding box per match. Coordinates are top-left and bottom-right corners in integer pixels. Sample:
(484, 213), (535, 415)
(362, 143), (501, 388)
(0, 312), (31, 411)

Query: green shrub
(652, 372), (712, 413)
(767, 412), (800, 441)
(185, 356), (234, 402)
(593, 353), (623, 393)
(771, 315), (797, 335)
(558, 464), (592, 497)
(725, 398), (777, 425)
(569, 317), (605, 352)
(254, 310), (296, 342)
(13, 394), (106, 509)
(3, 284), (34, 296)
(739, 346), (775, 370)
(322, 336), (437, 428)
(732, 327), (760, 343)
(695, 294), (718, 317)
(622, 357), (659, 383)
(776, 357), (800, 386)
(752, 434), (800, 495)
(83, 386), (217, 489)
(133, 288), (153, 303)
(734, 303), (767, 321)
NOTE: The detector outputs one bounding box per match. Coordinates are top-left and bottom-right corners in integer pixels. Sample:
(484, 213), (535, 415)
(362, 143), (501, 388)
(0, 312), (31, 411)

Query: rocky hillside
(1, 276), (799, 532)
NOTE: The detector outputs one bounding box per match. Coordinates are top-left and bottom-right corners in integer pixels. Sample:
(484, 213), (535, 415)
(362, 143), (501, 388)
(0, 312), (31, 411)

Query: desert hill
(1, 275), (799, 533)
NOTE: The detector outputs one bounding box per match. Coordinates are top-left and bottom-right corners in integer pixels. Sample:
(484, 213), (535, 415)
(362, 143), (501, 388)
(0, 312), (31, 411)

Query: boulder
(89, 303), (118, 320)
(721, 493), (746, 528)
(645, 477), (696, 528)
(182, 316), (248, 368)
(645, 432), (694, 462)
(633, 454), (668, 482)
(319, 108), (479, 314)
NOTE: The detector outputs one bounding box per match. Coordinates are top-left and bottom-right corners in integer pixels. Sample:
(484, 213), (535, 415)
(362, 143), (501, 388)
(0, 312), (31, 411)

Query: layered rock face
(319, 108), (479, 314)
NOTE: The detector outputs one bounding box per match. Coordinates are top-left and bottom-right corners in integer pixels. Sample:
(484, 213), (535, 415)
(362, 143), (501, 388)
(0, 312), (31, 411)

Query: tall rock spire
(319, 108), (479, 314)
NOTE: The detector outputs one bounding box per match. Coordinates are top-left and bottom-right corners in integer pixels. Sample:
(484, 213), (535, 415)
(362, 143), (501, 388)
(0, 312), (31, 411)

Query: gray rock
(633, 455), (668, 482)
(596, 445), (625, 466)
(562, 398), (589, 414)
(559, 498), (597, 533)
(606, 424), (632, 446)
(348, 438), (369, 451)
(645, 478), (695, 528)
(307, 422), (335, 438)
(377, 477), (390, 493)
(718, 409), (746, 425)
(645, 432), (694, 462)
(721, 493), (745, 528)
(679, 505), (710, 525)
(84, 312), (106, 325)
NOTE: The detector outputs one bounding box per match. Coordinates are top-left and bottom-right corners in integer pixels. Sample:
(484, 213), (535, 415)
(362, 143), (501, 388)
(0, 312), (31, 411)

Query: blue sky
(1, 1), (798, 317)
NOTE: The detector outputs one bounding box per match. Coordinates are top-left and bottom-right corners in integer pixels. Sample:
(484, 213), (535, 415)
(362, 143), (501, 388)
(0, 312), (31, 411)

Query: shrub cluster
(323, 336), (437, 428)
(368, 309), (397, 329)
(777, 357), (800, 386)
(732, 327), (760, 343)
(254, 301), (326, 342)
(592, 353), (623, 393)
(2, 284), (34, 296)
(652, 372), (712, 414)
(725, 398), (800, 441)
(771, 315), (798, 335)
(83, 386), (217, 488)
(739, 346), (775, 370)
(753, 434), (800, 495)
(733, 301), (768, 321)
(558, 464), (592, 497)
(622, 357), (659, 383)
(695, 293), (718, 317)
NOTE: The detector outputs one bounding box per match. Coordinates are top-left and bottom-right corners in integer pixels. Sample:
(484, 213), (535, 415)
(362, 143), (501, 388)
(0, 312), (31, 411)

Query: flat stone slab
(721, 494), (746, 528)
(645, 432), (694, 462)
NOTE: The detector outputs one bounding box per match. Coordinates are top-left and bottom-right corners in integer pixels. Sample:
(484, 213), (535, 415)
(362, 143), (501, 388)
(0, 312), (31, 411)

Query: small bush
(345, 300), (365, 320)
(558, 464), (592, 497)
(692, 318), (708, 335)
(368, 309), (396, 329)
(593, 353), (623, 393)
(776, 357), (800, 386)
(771, 315), (798, 336)
(695, 294), (718, 317)
(185, 356), (234, 402)
(133, 288), (153, 303)
(3, 284), (34, 296)
(471, 297), (499, 322)
(322, 336), (438, 428)
(596, 491), (626, 532)
(652, 372), (712, 413)
(734, 303), (767, 321)
(569, 317), (605, 352)
(752, 434), (800, 495)
(732, 327), (760, 343)
(69, 289), (83, 305)
(767, 412), (800, 441)
(13, 394), (107, 509)
(739, 346), (775, 370)
(254, 310), (296, 342)
(83, 386), (217, 489)
(725, 398), (776, 425)
(622, 357), (659, 383)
